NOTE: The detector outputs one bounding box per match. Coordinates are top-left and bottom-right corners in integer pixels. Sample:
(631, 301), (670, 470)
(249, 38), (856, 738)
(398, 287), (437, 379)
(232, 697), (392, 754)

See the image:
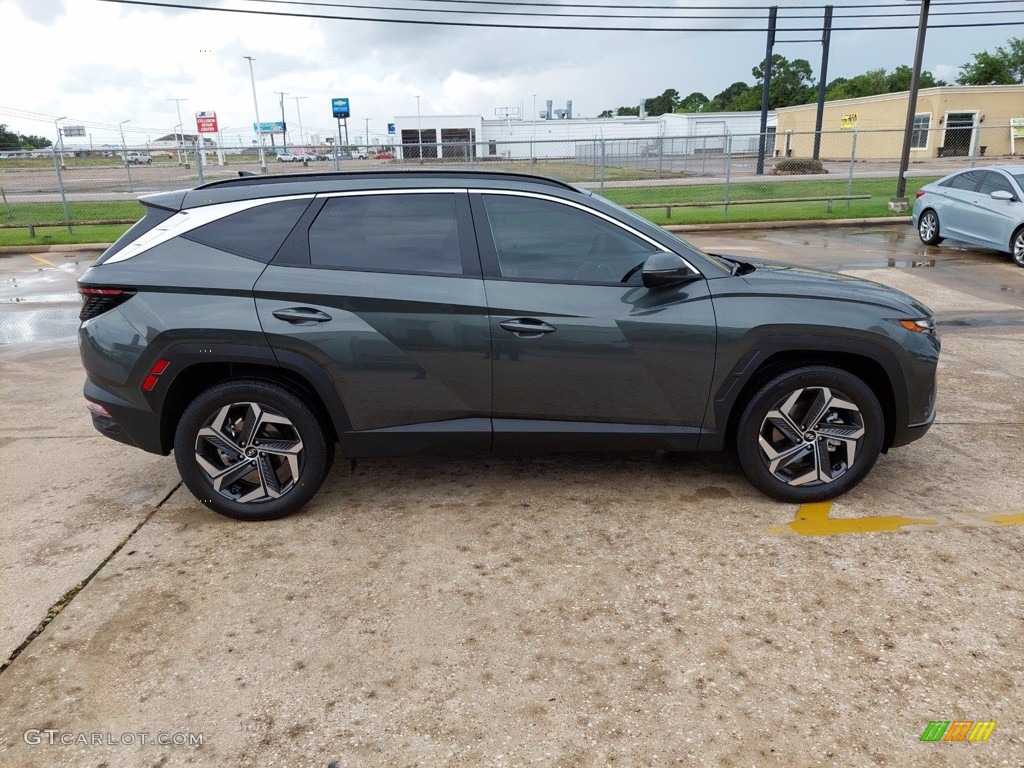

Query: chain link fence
(1, 124), (1021, 238)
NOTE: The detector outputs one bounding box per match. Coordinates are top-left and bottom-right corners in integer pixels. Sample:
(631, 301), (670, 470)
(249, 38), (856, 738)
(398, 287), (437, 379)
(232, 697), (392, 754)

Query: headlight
(899, 317), (936, 334)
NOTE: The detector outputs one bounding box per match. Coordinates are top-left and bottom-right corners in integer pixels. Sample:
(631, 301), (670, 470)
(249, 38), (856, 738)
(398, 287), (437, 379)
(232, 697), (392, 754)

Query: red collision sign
(195, 111), (219, 134)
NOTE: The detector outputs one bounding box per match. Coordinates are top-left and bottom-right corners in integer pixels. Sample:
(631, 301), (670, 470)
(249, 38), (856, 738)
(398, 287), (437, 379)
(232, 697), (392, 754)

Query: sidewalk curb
(0, 243), (112, 256)
(664, 216), (911, 233)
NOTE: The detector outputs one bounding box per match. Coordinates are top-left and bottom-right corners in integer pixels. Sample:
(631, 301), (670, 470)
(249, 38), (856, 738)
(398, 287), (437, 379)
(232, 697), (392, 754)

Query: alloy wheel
(194, 402), (304, 503)
(757, 386), (865, 487)
(1014, 231), (1024, 266)
(919, 213), (937, 243)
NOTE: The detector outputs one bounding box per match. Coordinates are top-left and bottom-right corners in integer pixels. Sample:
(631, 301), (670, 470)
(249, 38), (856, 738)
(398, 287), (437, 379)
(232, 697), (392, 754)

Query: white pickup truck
(124, 153), (152, 164)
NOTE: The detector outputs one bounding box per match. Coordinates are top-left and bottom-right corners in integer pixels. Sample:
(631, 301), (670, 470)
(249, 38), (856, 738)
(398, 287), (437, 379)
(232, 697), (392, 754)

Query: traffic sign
(195, 111), (218, 133)
(62, 125), (86, 137)
(332, 98), (350, 119)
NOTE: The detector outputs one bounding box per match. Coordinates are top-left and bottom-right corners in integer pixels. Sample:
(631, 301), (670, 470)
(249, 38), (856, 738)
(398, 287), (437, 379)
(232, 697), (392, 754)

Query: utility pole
(290, 96), (307, 147)
(119, 119), (133, 193)
(243, 56), (267, 172)
(756, 5), (778, 175)
(416, 95), (422, 161)
(364, 117), (370, 151)
(813, 5), (834, 161)
(892, 0), (931, 207)
(275, 91), (288, 151)
(166, 98), (187, 165)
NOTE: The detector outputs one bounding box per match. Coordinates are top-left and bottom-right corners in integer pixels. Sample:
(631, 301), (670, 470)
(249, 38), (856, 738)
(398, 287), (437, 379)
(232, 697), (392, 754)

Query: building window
(911, 114), (931, 150)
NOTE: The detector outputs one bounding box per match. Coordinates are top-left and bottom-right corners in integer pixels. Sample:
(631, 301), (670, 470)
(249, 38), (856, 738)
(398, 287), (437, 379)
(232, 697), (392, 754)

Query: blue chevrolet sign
(332, 98), (350, 119)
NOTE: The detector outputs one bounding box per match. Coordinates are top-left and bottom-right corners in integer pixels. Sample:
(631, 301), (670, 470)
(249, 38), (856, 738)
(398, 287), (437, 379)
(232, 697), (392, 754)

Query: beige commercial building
(774, 85), (1024, 160)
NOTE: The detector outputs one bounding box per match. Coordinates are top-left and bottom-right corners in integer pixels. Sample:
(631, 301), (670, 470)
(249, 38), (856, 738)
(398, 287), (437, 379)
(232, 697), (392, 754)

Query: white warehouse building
(389, 108), (776, 161)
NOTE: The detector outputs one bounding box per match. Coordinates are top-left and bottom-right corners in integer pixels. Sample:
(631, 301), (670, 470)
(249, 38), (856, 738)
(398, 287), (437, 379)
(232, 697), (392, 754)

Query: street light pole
(275, 91), (288, 151)
(119, 119), (134, 192)
(52, 116), (70, 230)
(243, 56), (267, 172)
(166, 98), (187, 165)
(290, 96), (307, 147)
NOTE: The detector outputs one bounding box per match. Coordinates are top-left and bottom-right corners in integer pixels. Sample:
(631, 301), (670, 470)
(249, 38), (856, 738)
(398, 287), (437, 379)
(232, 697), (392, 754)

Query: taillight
(915, 190), (926, 199)
(79, 286), (136, 321)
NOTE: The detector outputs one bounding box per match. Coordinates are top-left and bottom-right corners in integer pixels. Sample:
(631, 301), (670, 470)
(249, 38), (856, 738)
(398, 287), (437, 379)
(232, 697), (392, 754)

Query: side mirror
(991, 190), (1015, 202)
(641, 252), (702, 288)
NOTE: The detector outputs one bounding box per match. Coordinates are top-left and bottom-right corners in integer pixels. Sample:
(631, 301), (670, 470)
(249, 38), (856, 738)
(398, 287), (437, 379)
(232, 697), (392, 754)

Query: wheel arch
(709, 342), (903, 454)
(156, 350), (350, 454)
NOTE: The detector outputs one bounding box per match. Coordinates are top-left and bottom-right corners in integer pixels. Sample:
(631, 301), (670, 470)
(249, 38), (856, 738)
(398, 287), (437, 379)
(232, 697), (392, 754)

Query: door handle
(499, 318), (557, 337)
(272, 307), (333, 325)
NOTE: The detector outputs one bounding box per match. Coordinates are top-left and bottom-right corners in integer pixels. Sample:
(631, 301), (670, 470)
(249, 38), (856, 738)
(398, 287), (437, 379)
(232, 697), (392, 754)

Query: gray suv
(78, 171), (940, 520)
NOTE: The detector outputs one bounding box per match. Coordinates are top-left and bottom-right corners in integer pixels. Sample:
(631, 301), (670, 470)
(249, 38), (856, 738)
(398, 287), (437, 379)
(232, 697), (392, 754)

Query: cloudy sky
(2, 0), (1020, 148)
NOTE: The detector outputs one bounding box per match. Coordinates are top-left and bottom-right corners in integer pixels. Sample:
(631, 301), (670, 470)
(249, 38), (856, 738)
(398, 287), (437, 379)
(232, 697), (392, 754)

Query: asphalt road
(0, 224), (1022, 767)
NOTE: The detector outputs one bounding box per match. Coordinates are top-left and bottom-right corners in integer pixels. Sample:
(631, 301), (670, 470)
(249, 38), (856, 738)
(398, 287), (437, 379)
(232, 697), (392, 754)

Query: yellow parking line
(787, 501), (936, 536)
(29, 254), (56, 267)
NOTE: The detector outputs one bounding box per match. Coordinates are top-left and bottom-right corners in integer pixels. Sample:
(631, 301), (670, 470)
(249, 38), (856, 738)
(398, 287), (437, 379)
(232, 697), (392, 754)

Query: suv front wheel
(173, 379), (334, 520)
(734, 366), (884, 503)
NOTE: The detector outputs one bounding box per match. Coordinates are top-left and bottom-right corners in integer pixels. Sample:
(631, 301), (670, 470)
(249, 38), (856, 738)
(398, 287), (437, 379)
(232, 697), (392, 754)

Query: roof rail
(197, 169), (577, 192)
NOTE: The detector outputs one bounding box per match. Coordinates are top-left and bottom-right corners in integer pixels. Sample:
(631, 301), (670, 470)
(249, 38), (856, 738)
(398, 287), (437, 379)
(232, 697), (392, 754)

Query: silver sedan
(912, 165), (1024, 267)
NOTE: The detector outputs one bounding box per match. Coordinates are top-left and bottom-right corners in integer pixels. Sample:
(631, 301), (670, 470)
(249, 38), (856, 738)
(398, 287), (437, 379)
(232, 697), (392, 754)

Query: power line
(91, 0), (1024, 32)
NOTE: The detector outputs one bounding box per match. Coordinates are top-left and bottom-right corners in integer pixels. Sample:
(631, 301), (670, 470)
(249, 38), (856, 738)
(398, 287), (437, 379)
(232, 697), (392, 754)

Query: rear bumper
(84, 379), (166, 455)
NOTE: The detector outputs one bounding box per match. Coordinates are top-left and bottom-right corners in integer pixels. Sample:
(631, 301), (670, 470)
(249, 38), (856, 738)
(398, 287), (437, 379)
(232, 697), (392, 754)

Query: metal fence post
(195, 141), (205, 185)
(51, 145), (71, 233)
(724, 134), (732, 216)
(599, 139), (606, 195)
(846, 129), (858, 210)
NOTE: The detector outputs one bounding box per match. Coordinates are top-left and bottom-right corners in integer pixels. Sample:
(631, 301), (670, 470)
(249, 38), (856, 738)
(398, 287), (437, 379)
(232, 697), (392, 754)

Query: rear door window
(943, 171), (983, 192)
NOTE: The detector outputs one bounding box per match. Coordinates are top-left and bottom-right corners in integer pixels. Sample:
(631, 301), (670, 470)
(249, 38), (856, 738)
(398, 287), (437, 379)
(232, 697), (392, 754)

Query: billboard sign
(253, 122), (285, 134)
(332, 98), (350, 119)
(195, 111), (219, 133)
(62, 125), (86, 137)
(840, 113), (858, 130)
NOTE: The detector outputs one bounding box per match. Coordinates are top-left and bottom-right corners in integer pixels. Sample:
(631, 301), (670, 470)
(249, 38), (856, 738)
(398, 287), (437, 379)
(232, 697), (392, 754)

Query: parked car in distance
(374, 151), (394, 160)
(124, 153), (152, 164)
(275, 153), (299, 162)
(913, 165), (1024, 267)
(78, 170), (940, 520)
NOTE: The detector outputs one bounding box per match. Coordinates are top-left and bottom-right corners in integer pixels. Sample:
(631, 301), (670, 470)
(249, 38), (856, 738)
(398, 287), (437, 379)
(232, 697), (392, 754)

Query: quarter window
(182, 198), (311, 262)
(481, 195), (656, 283)
(308, 193), (463, 275)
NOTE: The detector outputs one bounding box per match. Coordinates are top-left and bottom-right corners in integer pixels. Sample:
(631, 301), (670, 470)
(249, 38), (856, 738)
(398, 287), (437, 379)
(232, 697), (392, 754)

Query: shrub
(771, 158), (827, 175)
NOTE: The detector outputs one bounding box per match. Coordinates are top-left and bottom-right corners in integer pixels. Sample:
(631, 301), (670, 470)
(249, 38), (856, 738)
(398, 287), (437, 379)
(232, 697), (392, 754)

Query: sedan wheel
(918, 210), (942, 246)
(734, 366), (884, 502)
(174, 379), (333, 520)
(1013, 228), (1024, 268)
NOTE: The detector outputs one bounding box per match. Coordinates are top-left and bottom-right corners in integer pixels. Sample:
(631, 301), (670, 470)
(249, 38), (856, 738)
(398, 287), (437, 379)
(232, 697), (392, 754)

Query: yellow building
(774, 85), (1024, 160)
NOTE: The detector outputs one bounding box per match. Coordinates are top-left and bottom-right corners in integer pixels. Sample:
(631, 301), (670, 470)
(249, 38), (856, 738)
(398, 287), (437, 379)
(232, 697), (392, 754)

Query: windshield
(1013, 173), (1024, 190)
(583, 189), (733, 275)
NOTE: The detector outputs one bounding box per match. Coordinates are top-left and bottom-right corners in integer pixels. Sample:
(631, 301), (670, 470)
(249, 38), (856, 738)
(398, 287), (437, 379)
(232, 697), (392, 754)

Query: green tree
(643, 88), (680, 116)
(708, 81), (758, 112)
(598, 109), (615, 118)
(616, 106), (640, 116)
(957, 37), (1024, 84)
(0, 124), (52, 150)
(675, 92), (710, 113)
(886, 64), (945, 92)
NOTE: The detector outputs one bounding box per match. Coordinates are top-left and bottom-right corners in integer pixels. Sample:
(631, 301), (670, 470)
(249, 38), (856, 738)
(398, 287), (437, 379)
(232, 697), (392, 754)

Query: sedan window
(481, 194), (656, 284)
(977, 172), (1015, 197)
(943, 171), (983, 191)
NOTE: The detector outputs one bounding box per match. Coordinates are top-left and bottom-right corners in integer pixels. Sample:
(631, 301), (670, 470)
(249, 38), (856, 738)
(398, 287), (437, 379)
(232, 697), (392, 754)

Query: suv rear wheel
(734, 366), (884, 503)
(173, 379), (334, 520)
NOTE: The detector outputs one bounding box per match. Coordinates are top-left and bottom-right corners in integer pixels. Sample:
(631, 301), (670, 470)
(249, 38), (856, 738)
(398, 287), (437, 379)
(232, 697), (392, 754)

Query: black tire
(173, 379), (334, 521)
(918, 209), (943, 246)
(1011, 226), (1024, 268)
(734, 366), (884, 503)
